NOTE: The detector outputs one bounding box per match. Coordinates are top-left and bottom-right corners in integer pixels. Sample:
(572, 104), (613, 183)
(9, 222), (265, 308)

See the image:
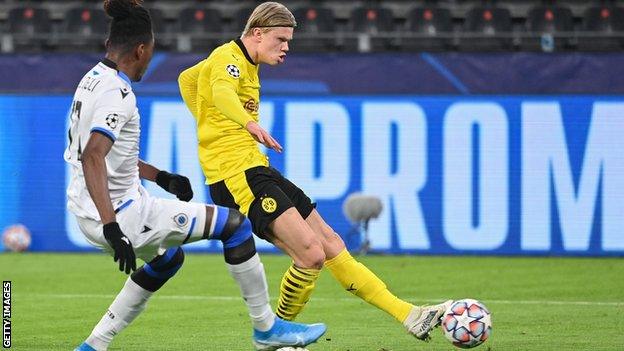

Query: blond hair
(241, 2), (296, 37)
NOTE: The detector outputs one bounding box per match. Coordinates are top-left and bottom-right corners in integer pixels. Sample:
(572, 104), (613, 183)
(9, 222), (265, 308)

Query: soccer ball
(441, 299), (491, 349)
(2, 224), (32, 252)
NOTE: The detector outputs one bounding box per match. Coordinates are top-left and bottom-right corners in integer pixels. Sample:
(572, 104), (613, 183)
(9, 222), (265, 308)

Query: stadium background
(0, 0), (623, 257)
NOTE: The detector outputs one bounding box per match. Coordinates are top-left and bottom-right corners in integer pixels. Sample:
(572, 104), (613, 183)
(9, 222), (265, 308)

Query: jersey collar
(100, 58), (133, 85)
(235, 39), (256, 65)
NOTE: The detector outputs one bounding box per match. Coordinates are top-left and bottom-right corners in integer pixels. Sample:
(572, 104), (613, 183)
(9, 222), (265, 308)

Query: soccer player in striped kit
(179, 1), (452, 342)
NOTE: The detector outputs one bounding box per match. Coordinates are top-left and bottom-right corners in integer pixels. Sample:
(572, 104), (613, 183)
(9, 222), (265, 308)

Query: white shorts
(77, 186), (208, 262)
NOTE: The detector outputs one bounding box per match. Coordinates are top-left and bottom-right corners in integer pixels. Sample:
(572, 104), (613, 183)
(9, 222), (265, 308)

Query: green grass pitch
(2, 253), (623, 350)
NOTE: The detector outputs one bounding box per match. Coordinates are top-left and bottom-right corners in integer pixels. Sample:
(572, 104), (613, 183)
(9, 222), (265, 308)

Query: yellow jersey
(178, 39), (268, 184)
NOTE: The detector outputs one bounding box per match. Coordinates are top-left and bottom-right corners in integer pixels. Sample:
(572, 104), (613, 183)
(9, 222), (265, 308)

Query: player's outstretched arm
(138, 159), (194, 202)
(82, 132), (136, 274)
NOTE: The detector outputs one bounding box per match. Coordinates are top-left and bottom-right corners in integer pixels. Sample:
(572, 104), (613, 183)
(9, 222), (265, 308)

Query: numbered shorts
(76, 186), (207, 262)
(209, 166), (315, 239)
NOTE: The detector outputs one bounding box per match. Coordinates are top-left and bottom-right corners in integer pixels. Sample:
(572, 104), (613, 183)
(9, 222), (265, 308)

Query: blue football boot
(252, 317), (326, 350)
(74, 342), (97, 351)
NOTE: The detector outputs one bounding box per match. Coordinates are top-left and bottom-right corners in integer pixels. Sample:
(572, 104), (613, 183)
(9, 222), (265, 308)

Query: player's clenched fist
(156, 170), (194, 202)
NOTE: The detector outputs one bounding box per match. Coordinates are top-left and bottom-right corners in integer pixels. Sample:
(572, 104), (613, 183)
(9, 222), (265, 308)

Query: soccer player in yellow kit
(178, 1), (453, 342)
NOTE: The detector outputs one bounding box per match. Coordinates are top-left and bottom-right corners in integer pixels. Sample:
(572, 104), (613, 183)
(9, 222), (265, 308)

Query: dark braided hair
(103, 0), (153, 54)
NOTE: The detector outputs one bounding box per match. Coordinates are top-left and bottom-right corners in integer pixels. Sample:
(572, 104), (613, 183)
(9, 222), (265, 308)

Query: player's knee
(326, 231), (346, 252)
(145, 246), (185, 279)
(297, 240), (325, 269)
(318, 223), (345, 250)
(131, 247), (185, 292)
(169, 247), (185, 267)
(220, 209), (253, 249)
(223, 236), (256, 265)
(318, 222), (335, 238)
(222, 208), (246, 234)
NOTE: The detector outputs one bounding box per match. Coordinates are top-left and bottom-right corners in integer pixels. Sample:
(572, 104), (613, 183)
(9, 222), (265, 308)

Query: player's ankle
(85, 335), (109, 351)
(252, 311), (276, 332)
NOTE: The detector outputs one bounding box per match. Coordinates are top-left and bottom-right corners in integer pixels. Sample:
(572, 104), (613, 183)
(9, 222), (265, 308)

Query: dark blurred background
(2, 0), (624, 53)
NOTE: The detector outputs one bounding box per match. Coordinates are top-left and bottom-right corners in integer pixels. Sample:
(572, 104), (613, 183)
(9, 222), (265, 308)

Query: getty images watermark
(3, 281), (10, 348)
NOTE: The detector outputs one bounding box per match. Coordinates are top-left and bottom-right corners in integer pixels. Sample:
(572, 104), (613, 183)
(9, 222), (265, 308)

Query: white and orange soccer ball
(441, 299), (492, 349)
(2, 224), (32, 252)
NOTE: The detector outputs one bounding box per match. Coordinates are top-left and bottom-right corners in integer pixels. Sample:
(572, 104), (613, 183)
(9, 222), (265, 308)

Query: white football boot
(403, 300), (454, 341)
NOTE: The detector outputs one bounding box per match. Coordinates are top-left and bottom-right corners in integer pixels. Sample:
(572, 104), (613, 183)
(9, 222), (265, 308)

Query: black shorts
(209, 166), (315, 238)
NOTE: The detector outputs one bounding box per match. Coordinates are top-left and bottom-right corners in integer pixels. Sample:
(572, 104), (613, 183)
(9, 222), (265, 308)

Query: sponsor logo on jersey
(226, 64), (240, 78)
(261, 197), (277, 214)
(173, 213), (189, 228)
(244, 98), (259, 113)
(120, 88), (130, 99)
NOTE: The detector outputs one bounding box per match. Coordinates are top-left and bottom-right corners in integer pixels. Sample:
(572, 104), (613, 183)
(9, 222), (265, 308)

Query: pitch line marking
(22, 294), (624, 307)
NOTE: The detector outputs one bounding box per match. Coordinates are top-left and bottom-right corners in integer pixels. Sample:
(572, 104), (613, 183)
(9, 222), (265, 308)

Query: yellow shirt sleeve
(178, 60), (204, 119)
(212, 82), (254, 127)
(198, 54), (254, 127)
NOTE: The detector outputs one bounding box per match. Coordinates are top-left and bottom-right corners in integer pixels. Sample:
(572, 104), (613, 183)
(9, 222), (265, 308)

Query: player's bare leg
(204, 206), (326, 350)
(266, 208), (326, 269)
(265, 208), (326, 320)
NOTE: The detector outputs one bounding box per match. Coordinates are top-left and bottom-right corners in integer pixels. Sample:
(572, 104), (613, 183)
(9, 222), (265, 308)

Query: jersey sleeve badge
(226, 64), (241, 78)
(106, 113), (119, 129)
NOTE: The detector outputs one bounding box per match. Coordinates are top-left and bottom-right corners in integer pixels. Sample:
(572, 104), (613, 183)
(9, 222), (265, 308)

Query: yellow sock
(276, 264), (320, 320)
(325, 249), (413, 323)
